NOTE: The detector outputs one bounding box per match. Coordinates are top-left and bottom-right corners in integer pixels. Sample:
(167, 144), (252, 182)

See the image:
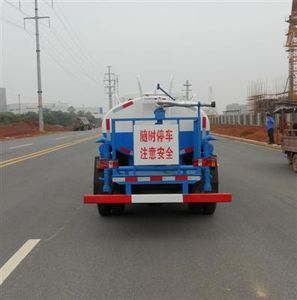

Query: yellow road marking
(0, 135), (97, 168)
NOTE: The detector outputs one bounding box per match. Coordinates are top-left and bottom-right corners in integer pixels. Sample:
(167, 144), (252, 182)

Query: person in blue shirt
(266, 112), (275, 144)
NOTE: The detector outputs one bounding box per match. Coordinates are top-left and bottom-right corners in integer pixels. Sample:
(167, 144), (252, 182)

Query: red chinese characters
(165, 129), (173, 142)
(140, 130), (148, 143)
(166, 146), (173, 159)
(140, 129), (174, 144)
(138, 128), (176, 162)
(149, 147), (156, 160)
(140, 146), (173, 160)
(140, 147), (148, 159)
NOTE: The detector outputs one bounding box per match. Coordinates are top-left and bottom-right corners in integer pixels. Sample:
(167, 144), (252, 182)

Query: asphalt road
(0, 135), (296, 300)
(0, 129), (98, 161)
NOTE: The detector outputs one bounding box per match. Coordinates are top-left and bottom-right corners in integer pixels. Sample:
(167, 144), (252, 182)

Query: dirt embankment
(211, 124), (270, 143)
(0, 121), (69, 140)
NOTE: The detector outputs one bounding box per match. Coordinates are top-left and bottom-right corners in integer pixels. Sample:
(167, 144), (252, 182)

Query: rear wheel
(188, 166), (218, 215)
(97, 204), (111, 216)
(94, 157), (103, 194)
(111, 204), (125, 215)
(94, 157), (111, 217)
(188, 176), (203, 214)
(202, 167), (218, 215)
(111, 184), (125, 215)
(188, 203), (202, 214)
(202, 203), (217, 215)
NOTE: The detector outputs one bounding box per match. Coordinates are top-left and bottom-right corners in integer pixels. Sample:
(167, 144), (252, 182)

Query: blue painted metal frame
(111, 116), (201, 175)
(114, 179), (199, 195)
(99, 103), (214, 195)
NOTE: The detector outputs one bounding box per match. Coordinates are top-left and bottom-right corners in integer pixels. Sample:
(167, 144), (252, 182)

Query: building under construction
(248, 0), (297, 113)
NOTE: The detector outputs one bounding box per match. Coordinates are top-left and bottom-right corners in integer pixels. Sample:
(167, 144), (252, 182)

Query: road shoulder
(212, 133), (281, 150)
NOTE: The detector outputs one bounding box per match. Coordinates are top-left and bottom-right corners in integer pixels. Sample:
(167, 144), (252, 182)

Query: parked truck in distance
(84, 84), (232, 216)
(73, 117), (91, 131)
(282, 128), (297, 172)
(275, 104), (297, 172)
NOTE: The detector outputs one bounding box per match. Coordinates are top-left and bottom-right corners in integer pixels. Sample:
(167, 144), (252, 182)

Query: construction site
(248, 0), (297, 114)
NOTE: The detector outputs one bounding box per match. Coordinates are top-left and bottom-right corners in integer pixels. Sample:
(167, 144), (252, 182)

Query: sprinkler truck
(84, 84), (232, 216)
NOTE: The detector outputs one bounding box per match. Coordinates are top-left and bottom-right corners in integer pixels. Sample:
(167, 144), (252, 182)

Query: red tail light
(193, 157), (217, 167)
(96, 159), (119, 169)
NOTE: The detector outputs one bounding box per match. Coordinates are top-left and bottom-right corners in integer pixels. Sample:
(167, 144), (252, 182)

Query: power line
(39, 0), (102, 83)
(44, 26), (99, 83)
(42, 0), (103, 71)
(3, 0), (31, 17)
(54, 1), (104, 68)
(2, 17), (99, 88)
(39, 34), (100, 87)
(0, 17), (25, 29)
(33, 4), (99, 84)
(4, 0), (102, 107)
(4, 0), (100, 79)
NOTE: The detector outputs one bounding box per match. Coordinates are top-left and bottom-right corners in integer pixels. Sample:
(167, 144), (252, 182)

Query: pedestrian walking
(266, 112), (275, 144)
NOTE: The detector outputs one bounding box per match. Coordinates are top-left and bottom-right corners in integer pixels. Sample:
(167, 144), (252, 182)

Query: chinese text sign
(133, 124), (179, 165)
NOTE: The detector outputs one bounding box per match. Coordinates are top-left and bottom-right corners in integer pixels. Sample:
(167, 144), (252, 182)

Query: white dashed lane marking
(9, 143), (33, 150)
(0, 239), (40, 286)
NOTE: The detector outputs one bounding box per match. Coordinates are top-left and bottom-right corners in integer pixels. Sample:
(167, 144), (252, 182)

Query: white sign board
(133, 124), (179, 165)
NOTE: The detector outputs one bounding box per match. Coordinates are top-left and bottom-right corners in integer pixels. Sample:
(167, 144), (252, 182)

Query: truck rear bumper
(84, 193), (232, 204)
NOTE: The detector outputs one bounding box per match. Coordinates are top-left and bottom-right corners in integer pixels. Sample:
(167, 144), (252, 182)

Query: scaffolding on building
(247, 0), (297, 113)
(286, 0), (297, 103)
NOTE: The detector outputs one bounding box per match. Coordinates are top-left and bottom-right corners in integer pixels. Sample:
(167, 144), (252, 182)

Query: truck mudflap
(84, 193), (232, 204)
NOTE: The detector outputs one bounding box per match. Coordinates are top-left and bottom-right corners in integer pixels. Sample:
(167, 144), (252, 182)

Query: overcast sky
(0, 0), (292, 112)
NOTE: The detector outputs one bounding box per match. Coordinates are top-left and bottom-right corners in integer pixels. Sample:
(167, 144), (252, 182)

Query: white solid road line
(55, 136), (67, 140)
(9, 143), (33, 150)
(0, 239), (40, 286)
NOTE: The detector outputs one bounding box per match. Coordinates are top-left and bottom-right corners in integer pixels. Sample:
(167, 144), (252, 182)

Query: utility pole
(24, 0), (50, 132)
(183, 80), (192, 100)
(104, 66), (115, 110)
(18, 94), (21, 113)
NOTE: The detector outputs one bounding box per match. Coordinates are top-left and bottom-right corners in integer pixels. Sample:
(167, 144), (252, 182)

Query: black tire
(202, 203), (217, 215)
(94, 157), (111, 216)
(93, 157), (104, 194)
(97, 204), (111, 216)
(188, 203), (202, 214)
(111, 184), (125, 215)
(202, 167), (218, 215)
(111, 204), (125, 215)
(210, 166), (219, 193)
(188, 166), (218, 215)
(188, 175), (203, 214)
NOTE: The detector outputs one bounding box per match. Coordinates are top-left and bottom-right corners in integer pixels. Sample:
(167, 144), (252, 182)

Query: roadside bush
(21, 112), (38, 122)
(0, 112), (17, 124)
(0, 110), (97, 128)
